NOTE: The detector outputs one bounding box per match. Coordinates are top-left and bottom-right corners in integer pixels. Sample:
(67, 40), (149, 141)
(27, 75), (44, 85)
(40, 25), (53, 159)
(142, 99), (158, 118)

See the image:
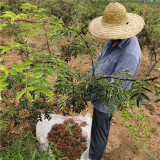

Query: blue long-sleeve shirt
(90, 36), (141, 113)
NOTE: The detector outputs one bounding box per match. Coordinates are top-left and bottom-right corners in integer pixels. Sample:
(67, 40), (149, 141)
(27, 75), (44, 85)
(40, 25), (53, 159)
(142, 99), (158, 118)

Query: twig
(42, 24), (51, 54)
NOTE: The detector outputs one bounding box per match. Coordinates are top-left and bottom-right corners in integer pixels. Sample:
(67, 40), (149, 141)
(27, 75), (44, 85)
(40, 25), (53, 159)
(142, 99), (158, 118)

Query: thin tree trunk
(147, 55), (154, 76)
(147, 58), (160, 76)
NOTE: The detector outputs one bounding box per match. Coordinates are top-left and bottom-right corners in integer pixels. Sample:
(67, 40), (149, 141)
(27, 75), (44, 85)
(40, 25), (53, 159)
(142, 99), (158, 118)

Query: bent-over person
(87, 2), (145, 160)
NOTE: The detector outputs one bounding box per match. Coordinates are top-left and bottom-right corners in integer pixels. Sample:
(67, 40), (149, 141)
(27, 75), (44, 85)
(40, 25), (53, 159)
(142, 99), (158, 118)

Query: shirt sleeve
(96, 51), (103, 62)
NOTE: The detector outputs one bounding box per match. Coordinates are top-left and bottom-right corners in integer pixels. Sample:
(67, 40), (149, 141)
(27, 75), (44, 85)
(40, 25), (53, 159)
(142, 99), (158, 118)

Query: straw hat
(89, 2), (145, 40)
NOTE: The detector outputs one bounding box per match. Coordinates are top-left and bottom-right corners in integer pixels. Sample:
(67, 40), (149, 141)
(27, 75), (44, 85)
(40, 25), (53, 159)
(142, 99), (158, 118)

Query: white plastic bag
(36, 113), (92, 160)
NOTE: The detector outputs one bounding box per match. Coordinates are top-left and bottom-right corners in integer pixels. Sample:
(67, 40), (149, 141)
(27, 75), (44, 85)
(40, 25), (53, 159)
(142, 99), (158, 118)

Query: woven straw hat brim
(89, 13), (145, 40)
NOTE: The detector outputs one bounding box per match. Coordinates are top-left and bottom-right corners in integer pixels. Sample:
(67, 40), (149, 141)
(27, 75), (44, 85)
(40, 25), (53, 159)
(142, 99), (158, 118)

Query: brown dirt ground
(1, 31), (160, 160)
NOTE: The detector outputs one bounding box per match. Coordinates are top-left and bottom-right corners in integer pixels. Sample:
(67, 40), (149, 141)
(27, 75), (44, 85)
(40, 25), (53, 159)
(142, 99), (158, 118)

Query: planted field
(0, 0), (160, 160)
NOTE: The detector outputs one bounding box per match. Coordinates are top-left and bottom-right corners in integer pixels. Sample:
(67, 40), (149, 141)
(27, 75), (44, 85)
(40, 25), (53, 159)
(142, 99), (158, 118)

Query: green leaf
(140, 93), (151, 101)
(0, 80), (8, 91)
(0, 11), (16, 19)
(141, 87), (152, 93)
(9, 68), (17, 75)
(155, 84), (160, 89)
(27, 92), (33, 102)
(43, 67), (53, 71)
(126, 72), (134, 77)
(0, 65), (8, 75)
(31, 150), (37, 160)
(42, 79), (52, 87)
(22, 3), (37, 12)
(13, 63), (25, 72)
(137, 96), (141, 107)
(40, 87), (50, 96)
(28, 72), (43, 79)
(6, 42), (25, 50)
(33, 72), (43, 79)
(155, 99), (160, 103)
(18, 154), (23, 160)
(0, 23), (8, 31)
(155, 68), (160, 72)
(117, 72), (126, 76)
(28, 72), (34, 78)
(31, 65), (42, 70)
(34, 91), (40, 102)
(28, 79), (40, 85)
(15, 13), (27, 20)
(16, 88), (26, 100)
(28, 47), (32, 53)
(130, 93), (139, 100)
(0, 46), (11, 54)
(43, 71), (54, 77)
(33, 51), (39, 56)
(23, 62), (32, 66)
(26, 87), (35, 91)
(9, 104), (17, 117)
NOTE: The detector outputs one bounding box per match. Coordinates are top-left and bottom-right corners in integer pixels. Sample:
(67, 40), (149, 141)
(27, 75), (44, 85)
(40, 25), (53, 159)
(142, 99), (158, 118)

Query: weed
(0, 130), (65, 160)
(131, 145), (139, 154)
(150, 126), (158, 135)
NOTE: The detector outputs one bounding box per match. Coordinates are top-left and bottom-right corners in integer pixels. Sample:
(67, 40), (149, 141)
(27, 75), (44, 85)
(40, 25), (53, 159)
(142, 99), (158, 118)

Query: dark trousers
(89, 108), (112, 160)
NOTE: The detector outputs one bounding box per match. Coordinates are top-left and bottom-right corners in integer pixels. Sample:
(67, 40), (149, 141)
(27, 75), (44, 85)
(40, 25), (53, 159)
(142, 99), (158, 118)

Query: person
(87, 2), (145, 160)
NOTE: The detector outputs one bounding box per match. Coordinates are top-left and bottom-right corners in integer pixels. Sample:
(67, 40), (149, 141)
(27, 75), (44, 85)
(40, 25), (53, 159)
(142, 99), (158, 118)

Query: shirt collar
(107, 38), (131, 49)
(117, 38), (130, 48)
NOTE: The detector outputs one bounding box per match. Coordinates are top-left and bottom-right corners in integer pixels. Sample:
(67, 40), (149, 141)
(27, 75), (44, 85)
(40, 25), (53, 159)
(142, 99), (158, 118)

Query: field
(0, 0), (160, 160)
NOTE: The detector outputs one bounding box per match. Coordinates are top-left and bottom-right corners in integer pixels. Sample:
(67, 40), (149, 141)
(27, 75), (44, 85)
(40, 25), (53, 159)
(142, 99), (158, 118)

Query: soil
(1, 28), (160, 160)
(48, 119), (87, 160)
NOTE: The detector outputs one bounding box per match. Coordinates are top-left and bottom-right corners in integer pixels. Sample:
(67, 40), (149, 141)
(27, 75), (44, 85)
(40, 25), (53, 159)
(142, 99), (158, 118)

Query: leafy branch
(0, 18), (95, 74)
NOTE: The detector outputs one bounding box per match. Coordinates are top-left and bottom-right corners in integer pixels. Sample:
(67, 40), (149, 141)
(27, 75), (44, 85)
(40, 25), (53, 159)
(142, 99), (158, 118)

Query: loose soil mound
(48, 119), (87, 160)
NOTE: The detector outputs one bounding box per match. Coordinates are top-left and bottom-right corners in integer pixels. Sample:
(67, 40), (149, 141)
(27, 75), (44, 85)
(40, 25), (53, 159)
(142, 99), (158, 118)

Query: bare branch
(97, 75), (160, 82)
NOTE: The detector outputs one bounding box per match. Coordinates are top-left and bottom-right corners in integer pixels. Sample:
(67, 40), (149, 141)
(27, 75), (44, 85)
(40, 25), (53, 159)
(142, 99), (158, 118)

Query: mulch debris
(48, 119), (87, 160)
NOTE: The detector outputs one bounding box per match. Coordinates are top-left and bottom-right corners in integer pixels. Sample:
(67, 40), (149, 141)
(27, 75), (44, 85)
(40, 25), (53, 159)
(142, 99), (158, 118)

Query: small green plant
(0, 105), (17, 132)
(0, 130), (66, 160)
(122, 108), (151, 147)
(150, 126), (158, 135)
(131, 145), (139, 154)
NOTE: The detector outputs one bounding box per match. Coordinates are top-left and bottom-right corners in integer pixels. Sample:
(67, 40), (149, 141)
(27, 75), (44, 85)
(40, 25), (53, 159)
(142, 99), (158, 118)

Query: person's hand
(83, 95), (93, 101)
